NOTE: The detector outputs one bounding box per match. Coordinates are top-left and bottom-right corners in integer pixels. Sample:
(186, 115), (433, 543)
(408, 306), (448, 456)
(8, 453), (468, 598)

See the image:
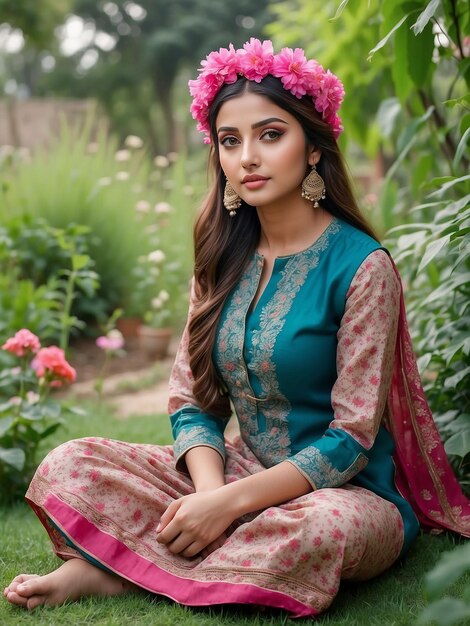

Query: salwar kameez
(25, 218), (470, 618)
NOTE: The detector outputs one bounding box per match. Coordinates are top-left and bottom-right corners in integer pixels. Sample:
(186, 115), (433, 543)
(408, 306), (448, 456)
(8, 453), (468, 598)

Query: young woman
(4, 39), (469, 617)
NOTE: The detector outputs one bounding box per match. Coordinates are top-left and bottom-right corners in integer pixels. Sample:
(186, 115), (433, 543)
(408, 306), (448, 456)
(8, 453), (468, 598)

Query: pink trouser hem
(37, 492), (318, 618)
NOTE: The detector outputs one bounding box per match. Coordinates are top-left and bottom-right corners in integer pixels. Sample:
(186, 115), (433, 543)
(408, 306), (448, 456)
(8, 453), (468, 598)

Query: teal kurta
(171, 218), (419, 555)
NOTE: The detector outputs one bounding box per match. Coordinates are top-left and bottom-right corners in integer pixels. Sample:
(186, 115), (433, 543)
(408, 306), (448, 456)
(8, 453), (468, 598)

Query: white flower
(154, 155), (169, 168)
(87, 142), (99, 153)
(97, 177), (112, 186)
(115, 149), (131, 162)
(167, 151), (178, 162)
(151, 297), (163, 309)
(108, 329), (124, 341)
(26, 391), (40, 404)
(124, 134), (143, 149)
(116, 171), (130, 181)
(154, 202), (172, 214)
(158, 290), (170, 302)
(135, 200), (150, 212)
(148, 250), (165, 263)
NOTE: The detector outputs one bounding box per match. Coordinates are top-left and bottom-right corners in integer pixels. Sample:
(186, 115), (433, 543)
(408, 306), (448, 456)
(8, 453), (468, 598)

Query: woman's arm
(185, 446), (225, 491)
(157, 460), (310, 557)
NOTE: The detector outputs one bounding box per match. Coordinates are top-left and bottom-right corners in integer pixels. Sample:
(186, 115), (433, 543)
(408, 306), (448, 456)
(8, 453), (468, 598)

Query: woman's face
(215, 91), (319, 210)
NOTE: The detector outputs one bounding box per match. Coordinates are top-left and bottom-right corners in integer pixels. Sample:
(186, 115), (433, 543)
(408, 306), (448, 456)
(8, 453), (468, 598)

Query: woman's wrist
(194, 478), (225, 492)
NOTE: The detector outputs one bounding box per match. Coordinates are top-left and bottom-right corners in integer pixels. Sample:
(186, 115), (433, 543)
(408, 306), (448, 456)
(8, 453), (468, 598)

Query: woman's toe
(27, 595), (48, 611)
(5, 590), (29, 607)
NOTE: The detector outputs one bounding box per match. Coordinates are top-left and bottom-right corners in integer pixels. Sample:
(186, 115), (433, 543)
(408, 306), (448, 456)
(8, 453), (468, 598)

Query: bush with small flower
(0, 329), (78, 504)
(94, 326), (126, 400)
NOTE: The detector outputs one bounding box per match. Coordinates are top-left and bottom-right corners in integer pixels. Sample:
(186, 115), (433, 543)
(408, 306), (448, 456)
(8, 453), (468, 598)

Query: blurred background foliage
(0, 0), (468, 480)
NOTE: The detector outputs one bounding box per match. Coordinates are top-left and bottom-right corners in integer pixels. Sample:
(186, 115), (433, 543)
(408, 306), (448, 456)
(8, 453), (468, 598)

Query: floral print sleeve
(286, 250), (401, 489)
(168, 280), (229, 472)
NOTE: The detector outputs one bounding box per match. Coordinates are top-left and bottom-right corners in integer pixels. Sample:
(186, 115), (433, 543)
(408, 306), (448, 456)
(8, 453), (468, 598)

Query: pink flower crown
(189, 38), (345, 144)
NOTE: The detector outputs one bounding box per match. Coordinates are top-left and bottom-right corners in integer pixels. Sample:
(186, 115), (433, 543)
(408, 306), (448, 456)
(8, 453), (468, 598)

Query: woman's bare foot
(3, 558), (137, 611)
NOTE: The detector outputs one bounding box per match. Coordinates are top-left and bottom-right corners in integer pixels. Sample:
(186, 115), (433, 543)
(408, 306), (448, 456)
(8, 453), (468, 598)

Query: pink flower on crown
(314, 70), (345, 118)
(238, 38), (274, 83)
(200, 44), (240, 84)
(272, 47), (311, 98)
(188, 38), (344, 141)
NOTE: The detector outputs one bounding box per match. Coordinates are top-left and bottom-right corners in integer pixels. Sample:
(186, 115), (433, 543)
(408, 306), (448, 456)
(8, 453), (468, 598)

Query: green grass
(0, 404), (468, 625)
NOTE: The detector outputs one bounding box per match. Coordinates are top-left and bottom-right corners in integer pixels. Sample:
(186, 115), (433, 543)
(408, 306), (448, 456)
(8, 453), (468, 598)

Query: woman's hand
(156, 489), (235, 558)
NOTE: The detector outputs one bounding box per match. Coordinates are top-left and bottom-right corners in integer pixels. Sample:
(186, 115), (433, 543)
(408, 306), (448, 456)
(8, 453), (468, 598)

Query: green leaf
(39, 422), (62, 439)
(72, 254), (90, 271)
(368, 14), (409, 60)
(377, 98), (402, 137)
(408, 22), (435, 87)
(453, 127), (470, 170)
(444, 365), (470, 388)
(418, 598), (470, 626)
(0, 416), (13, 437)
(411, 0), (440, 34)
(445, 428), (470, 457)
(19, 404), (43, 421)
(429, 175), (470, 198)
(331, 0), (350, 21)
(41, 400), (61, 419)
(0, 446), (25, 471)
(425, 543), (470, 597)
(418, 235), (450, 272)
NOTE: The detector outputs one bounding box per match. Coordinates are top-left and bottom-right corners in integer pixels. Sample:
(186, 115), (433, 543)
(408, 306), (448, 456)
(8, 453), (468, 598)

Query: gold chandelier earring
(301, 165), (326, 208)
(223, 179), (241, 217)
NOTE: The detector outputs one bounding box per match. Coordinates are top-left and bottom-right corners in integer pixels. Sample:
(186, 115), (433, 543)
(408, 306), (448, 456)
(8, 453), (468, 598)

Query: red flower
(2, 329), (40, 357)
(32, 346), (76, 385)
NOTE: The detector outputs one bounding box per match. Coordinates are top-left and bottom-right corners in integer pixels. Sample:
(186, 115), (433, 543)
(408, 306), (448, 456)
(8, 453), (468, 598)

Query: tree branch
(449, 0), (465, 59)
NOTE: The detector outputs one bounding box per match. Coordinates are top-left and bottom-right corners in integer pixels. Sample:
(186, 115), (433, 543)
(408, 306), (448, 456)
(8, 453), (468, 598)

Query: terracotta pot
(116, 316), (142, 339)
(138, 325), (172, 359)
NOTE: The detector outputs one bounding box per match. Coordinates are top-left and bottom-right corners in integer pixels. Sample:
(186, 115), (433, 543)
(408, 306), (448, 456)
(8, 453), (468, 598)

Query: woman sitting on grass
(4, 38), (470, 617)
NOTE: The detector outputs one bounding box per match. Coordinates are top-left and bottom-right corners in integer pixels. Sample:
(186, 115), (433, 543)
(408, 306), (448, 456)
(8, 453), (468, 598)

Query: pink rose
(2, 329), (41, 357)
(32, 346), (76, 385)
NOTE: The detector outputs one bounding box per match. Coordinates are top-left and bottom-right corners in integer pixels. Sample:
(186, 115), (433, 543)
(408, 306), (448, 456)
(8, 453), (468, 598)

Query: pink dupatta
(386, 261), (470, 537)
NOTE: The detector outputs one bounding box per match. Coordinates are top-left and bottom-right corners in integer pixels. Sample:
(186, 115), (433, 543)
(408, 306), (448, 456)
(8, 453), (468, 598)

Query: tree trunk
(153, 76), (176, 154)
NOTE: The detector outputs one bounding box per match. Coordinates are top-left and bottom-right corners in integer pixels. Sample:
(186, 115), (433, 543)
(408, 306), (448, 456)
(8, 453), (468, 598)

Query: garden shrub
(0, 121), (153, 321)
(0, 216), (100, 347)
(0, 123), (200, 331)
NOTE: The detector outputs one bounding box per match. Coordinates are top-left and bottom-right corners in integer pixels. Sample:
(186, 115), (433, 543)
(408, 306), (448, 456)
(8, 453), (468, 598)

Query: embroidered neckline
(255, 217), (339, 261)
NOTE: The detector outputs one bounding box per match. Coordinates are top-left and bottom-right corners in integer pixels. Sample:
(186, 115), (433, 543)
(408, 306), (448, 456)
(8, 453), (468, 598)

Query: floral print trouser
(26, 436), (404, 618)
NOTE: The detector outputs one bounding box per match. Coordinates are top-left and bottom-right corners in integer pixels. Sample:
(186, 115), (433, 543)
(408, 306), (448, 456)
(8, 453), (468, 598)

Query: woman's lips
(242, 176), (269, 190)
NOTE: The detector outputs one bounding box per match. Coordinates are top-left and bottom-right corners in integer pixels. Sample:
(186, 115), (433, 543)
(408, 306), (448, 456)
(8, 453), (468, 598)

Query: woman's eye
(220, 136), (239, 147)
(261, 129), (282, 141)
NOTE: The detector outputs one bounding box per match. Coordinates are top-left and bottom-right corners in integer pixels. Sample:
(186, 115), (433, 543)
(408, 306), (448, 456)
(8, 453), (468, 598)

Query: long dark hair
(188, 75), (378, 417)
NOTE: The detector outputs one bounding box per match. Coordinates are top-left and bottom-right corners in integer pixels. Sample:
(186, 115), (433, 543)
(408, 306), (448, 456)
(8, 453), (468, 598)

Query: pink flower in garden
(32, 346), (76, 386)
(96, 330), (124, 352)
(238, 38), (274, 82)
(2, 329), (41, 357)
